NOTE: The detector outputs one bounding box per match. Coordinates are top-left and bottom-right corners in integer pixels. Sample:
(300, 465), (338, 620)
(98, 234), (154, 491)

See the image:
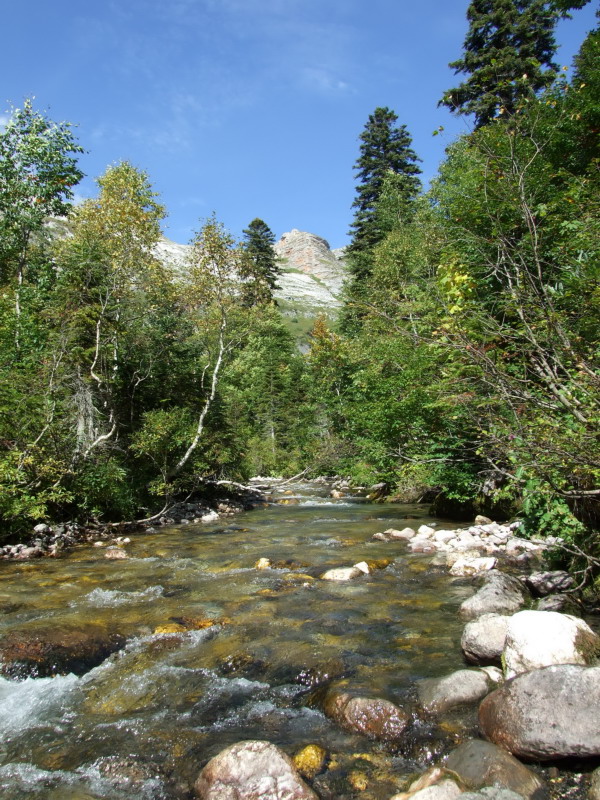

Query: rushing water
(0, 482), (478, 799)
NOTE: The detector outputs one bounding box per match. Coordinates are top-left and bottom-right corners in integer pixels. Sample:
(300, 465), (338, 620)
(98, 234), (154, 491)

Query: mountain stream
(0, 482), (479, 799)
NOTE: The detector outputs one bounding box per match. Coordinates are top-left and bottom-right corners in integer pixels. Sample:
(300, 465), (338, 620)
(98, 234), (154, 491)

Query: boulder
(535, 594), (579, 613)
(194, 740), (318, 799)
(450, 556), (497, 577)
(320, 566), (362, 581)
(460, 571), (528, 620)
(444, 740), (546, 799)
(589, 767), (600, 800)
(0, 626), (126, 679)
(323, 691), (410, 741)
(461, 614), (510, 666)
(386, 527), (417, 540)
(479, 665), (600, 759)
(417, 669), (494, 714)
(525, 571), (574, 597)
(503, 610), (600, 678)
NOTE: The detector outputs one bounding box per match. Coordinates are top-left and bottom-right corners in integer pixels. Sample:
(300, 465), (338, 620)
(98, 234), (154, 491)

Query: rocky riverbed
(0, 481), (598, 799)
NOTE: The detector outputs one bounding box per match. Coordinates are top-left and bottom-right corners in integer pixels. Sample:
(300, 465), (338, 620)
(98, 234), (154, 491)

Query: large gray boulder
(460, 571), (528, 620)
(194, 740), (318, 799)
(417, 669), (495, 714)
(444, 740), (546, 799)
(479, 665), (600, 760)
(323, 690), (410, 741)
(461, 614), (510, 666)
(503, 610), (600, 678)
(524, 571), (574, 597)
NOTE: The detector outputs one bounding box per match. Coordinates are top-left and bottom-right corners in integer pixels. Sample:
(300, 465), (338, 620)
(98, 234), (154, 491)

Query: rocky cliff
(155, 228), (346, 312)
(273, 228), (346, 310)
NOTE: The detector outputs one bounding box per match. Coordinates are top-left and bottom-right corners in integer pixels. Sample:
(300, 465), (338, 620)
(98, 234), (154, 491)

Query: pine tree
(348, 107), (421, 266)
(240, 218), (280, 305)
(439, 0), (588, 127)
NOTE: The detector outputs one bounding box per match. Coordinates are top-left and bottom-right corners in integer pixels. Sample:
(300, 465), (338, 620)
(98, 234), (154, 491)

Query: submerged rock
(323, 690), (410, 741)
(293, 744), (327, 779)
(502, 610), (600, 678)
(479, 665), (600, 759)
(194, 740), (318, 799)
(0, 626), (126, 679)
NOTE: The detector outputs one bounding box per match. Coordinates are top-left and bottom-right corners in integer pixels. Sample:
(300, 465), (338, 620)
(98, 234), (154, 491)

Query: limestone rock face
(155, 229), (347, 315)
(194, 740), (318, 799)
(274, 228), (346, 301)
(503, 610), (600, 678)
(479, 665), (600, 759)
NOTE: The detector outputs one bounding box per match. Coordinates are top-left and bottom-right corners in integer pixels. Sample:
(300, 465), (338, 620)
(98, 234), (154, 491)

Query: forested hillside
(0, 3), (598, 588)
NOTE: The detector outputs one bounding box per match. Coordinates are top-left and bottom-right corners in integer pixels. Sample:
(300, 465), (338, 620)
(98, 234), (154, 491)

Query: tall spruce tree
(240, 218), (280, 305)
(440, 0), (589, 128)
(348, 107), (421, 269)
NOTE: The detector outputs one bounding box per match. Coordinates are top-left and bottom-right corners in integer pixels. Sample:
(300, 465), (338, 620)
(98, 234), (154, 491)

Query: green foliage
(439, 0), (583, 127)
(348, 107), (421, 266)
(240, 218), (281, 306)
(0, 99), (84, 281)
(521, 479), (586, 540)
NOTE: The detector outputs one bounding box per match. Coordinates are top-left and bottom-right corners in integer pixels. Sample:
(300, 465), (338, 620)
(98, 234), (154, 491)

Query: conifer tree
(440, 0), (589, 128)
(348, 107), (421, 266)
(240, 218), (280, 305)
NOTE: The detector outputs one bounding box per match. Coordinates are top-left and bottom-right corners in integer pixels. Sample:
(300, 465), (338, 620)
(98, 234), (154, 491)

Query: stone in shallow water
(461, 613), (510, 666)
(194, 740), (318, 799)
(386, 527), (416, 540)
(417, 668), (493, 714)
(320, 566), (362, 581)
(449, 556), (496, 576)
(479, 664), (600, 760)
(525, 570), (574, 597)
(0, 625), (126, 679)
(459, 571), (527, 620)
(292, 744), (327, 779)
(502, 609), (600, 678)
(323, 690), (410, 741)
(444, 739), (546, 799)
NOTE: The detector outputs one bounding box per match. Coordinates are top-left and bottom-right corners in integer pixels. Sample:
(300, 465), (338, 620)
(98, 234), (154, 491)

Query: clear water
(0, 482), (476, 799)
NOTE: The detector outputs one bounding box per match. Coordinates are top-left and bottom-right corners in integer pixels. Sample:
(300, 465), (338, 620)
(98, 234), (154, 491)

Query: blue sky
(2, 0), (596, 249)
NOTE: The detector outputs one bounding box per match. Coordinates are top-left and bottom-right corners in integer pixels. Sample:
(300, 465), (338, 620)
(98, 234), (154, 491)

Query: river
(0, 481), (479, 799)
